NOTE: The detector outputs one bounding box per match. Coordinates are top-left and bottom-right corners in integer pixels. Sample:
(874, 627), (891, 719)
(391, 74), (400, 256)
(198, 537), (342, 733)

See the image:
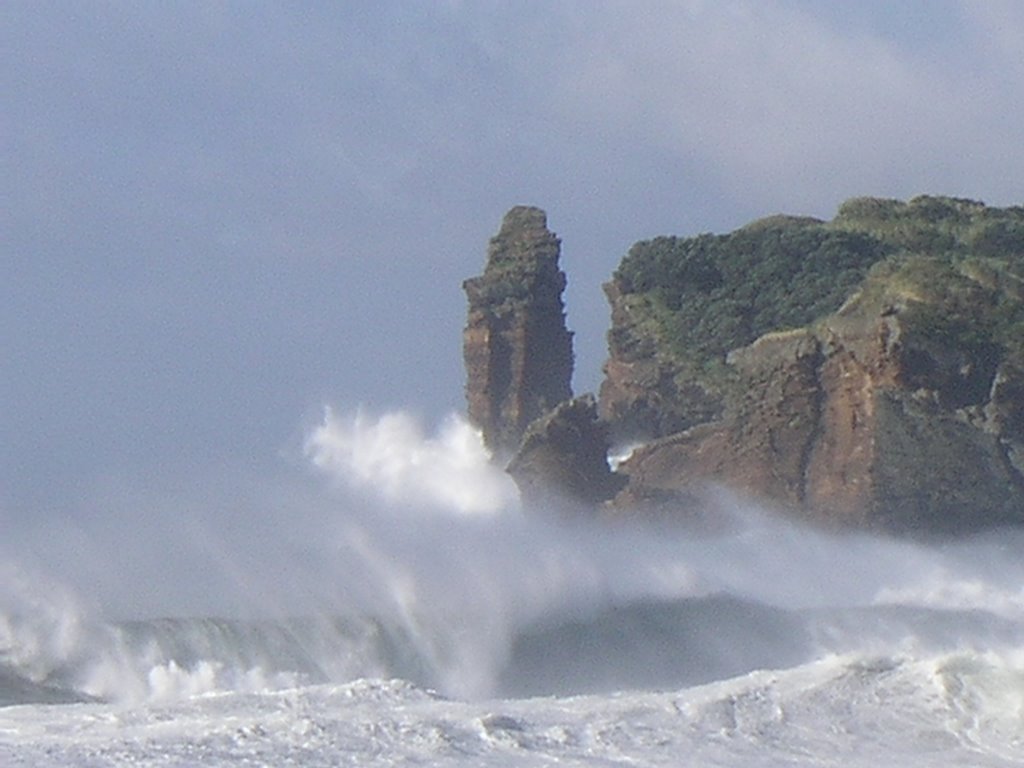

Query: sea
(2, 407), (1023, 766)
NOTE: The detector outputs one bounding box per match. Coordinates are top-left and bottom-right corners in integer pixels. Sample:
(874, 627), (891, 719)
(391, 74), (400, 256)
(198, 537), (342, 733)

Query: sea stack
(463, 207), (574, 456)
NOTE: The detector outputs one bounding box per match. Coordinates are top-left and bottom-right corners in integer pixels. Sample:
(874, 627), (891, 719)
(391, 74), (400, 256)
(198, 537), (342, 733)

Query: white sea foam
(3, 651), (1024, 766)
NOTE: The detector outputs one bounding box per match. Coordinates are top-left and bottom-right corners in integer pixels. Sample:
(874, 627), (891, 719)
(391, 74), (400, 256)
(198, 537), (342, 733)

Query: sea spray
(305, 407), (519, 516)
(5, 407), (1024, 705)
(301, 407), (716, 696)
(299, 408), (1024, 696)
(0, 560), (142, 703)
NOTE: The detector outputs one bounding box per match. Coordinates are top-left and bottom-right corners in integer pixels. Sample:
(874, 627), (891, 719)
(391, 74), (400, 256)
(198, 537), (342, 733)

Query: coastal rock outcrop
(461, 196), (1024, 534)
(463, 207), (574, 456)
(603, 197), (1024, 534)
(506, 395), (626, 508)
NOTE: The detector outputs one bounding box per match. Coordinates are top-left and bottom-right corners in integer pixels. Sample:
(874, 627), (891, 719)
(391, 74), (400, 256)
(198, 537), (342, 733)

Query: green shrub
(614, 221), (888, 364)
(612, 196), (1024, 376)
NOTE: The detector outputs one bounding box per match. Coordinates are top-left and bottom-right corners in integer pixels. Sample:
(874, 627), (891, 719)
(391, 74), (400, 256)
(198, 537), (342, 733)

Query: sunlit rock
(604, 197), (1024, 535)
(463, 206), (574, 457)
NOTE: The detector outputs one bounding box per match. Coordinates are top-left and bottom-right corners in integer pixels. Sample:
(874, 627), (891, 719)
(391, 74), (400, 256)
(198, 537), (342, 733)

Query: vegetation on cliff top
(613, 222), (888, 363)
(611, 196), (1024, 374)
(465, 206), (564, 315)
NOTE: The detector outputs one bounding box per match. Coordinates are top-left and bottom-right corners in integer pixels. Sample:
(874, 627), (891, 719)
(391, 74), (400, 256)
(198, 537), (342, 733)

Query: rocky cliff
(604, 196), (1024, 534)
(463, 207), (574, 456)
(461, 197), (1024, 533)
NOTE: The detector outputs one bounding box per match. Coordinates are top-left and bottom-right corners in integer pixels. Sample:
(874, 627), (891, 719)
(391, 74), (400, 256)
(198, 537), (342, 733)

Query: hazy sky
(4, 1), (1024, 529)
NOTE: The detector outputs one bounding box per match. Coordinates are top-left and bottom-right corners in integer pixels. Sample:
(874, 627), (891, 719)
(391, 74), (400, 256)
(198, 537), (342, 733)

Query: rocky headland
(466, 197), (1024, 535)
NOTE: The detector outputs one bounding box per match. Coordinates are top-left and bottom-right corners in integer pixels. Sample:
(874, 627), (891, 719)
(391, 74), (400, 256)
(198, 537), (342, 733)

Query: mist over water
(3, 406), (1024, 707)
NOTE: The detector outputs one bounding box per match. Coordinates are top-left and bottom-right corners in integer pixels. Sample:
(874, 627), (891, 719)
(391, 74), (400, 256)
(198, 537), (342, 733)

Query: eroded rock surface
(619, 311), (1024, 533)
(604, 197), (1024, 534)
(463, 207), (574, 457)
(461, 197), (1024, 534)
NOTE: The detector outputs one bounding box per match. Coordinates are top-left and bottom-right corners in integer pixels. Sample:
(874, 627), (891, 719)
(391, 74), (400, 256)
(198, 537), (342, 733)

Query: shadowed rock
(506, 395), (626, 508)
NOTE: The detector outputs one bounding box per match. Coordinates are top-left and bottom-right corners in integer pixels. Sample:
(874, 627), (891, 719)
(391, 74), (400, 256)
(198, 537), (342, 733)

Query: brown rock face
(463, 207), (574, 456)
(599, 197), (1024, 534)
(617, 298), (1024, 535)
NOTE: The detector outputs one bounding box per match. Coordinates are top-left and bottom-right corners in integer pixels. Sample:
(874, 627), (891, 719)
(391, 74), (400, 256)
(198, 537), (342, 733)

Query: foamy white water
(3, 654), (1023, 766)
(3, 408), (1024, 765)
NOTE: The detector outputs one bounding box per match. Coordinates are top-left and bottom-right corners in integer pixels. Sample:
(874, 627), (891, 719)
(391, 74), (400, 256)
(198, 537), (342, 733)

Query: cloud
(449, 1), (1024, 214)
(959, 0), (1024, 72)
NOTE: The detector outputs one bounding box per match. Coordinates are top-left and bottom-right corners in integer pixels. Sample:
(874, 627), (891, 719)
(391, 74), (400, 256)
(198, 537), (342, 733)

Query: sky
(4, 1), (1024, 542)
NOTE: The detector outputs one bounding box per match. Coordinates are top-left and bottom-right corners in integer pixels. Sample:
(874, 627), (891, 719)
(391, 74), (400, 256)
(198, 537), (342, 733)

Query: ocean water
(2, 408), (1024, 766)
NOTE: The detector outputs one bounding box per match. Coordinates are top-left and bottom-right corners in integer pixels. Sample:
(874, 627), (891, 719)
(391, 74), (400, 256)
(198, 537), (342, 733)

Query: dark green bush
(613, 197), (1024, 372)
(614, 222), (888, 363)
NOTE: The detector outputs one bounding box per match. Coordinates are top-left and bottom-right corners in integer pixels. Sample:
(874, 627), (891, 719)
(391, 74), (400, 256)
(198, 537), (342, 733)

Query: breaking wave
(3, 408), (1024, 714)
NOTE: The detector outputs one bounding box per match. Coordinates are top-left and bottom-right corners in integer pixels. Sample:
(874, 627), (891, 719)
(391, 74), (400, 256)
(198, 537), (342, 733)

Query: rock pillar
(463, 207), (574, 456)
